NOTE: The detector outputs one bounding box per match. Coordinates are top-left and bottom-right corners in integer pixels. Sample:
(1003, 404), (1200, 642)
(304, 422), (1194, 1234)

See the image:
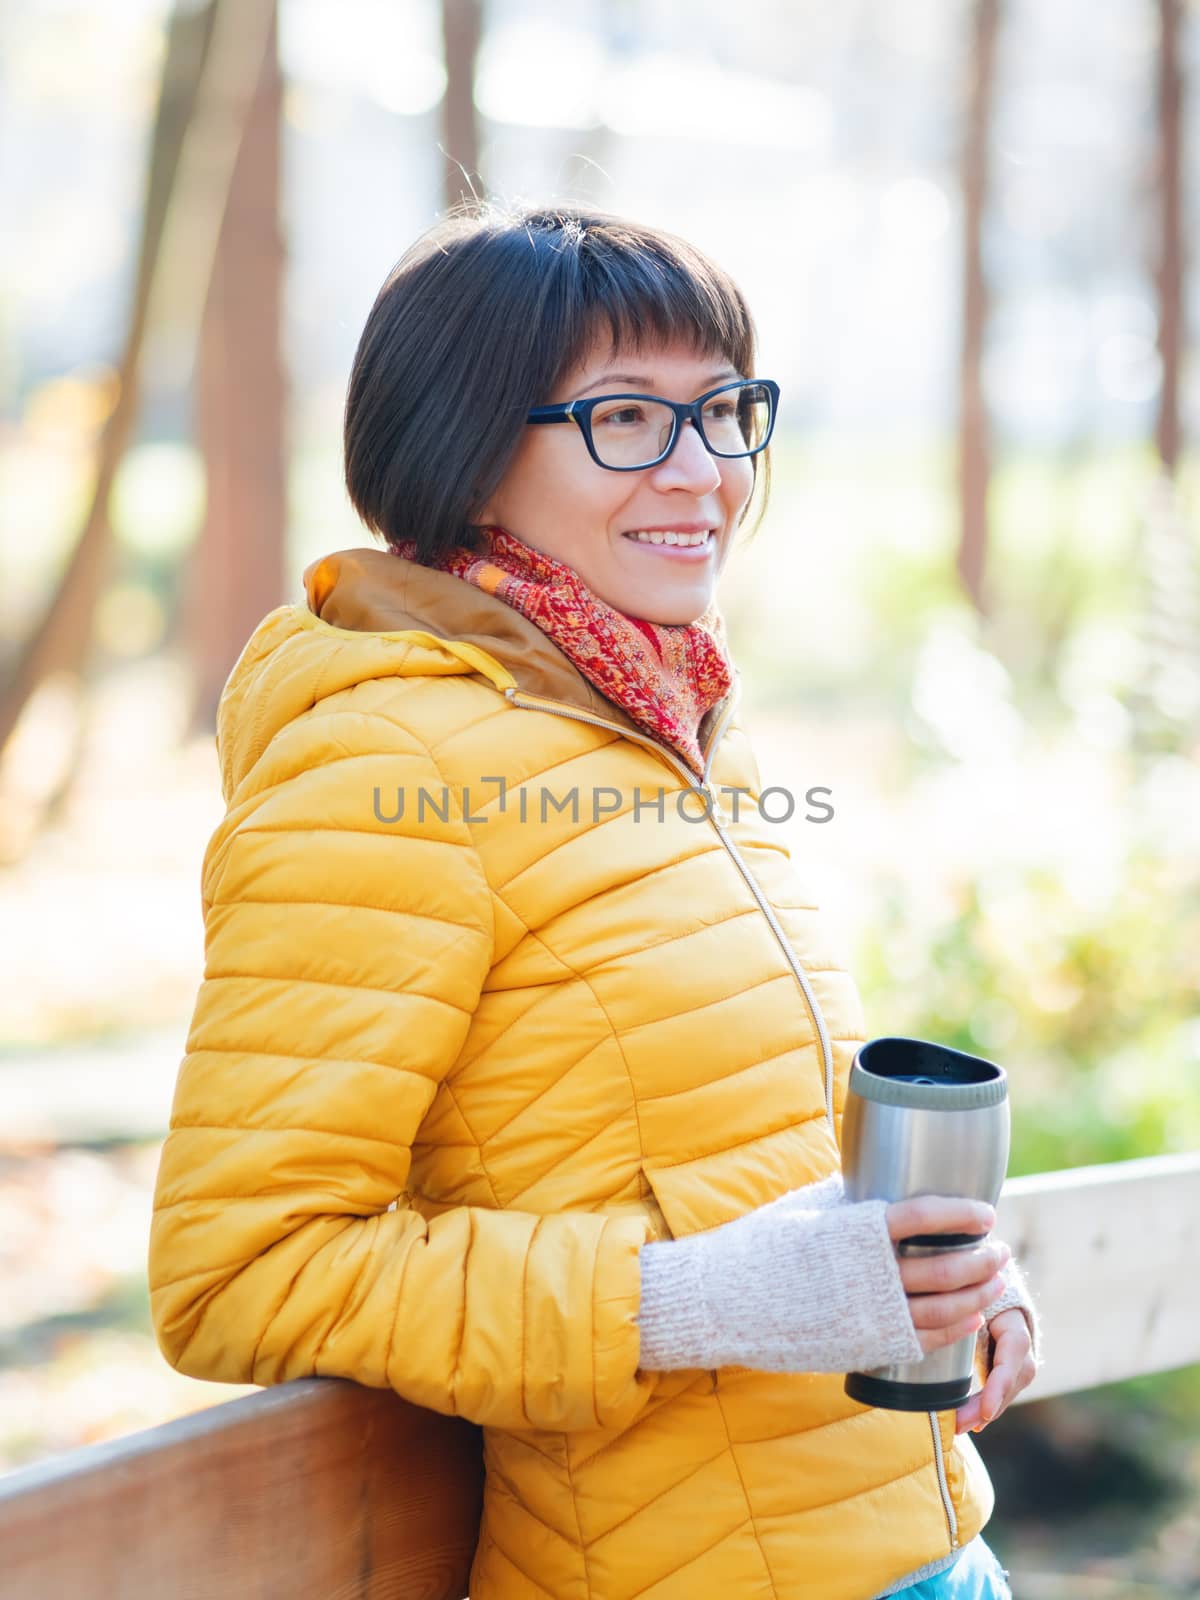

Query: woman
(149, 205), (1038, 1599)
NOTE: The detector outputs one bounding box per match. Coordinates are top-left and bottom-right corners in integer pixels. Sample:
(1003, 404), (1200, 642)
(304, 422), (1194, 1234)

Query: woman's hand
(885, 1196), (1009, 1355)
(954, 1307), (1037, 1434)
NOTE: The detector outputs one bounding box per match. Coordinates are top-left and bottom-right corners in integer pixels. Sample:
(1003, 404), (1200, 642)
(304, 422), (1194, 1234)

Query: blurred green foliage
(826, 438), (1200, 1556)
(737, 437), (1200, 1179)
(856, 855), (1200, 1176)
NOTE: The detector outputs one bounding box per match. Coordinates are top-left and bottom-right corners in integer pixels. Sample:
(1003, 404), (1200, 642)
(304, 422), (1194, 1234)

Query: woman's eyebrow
(566, 368), (741, 401)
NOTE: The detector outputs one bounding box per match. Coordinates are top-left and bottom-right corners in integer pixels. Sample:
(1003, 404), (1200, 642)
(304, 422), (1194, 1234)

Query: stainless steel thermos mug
(842, 1036), (1010, 1412)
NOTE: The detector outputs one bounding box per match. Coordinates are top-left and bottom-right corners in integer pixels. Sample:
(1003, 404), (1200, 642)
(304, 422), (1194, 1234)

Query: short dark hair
(343, 203), (770, 563)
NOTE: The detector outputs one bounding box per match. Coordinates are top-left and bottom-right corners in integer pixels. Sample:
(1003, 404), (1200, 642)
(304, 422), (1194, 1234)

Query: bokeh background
(2, 1), (1199, 1594)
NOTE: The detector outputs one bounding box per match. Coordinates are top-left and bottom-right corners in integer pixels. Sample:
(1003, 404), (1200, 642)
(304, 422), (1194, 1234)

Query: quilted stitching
(148, 602), (990, 1600)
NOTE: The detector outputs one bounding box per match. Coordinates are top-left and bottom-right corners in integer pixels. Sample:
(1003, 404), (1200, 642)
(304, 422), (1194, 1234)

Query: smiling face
(477, 338), (756, 624)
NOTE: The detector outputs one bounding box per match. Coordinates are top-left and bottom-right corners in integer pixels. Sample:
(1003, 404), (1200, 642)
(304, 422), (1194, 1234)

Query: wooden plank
(997, 1151), (1200, 1403)
(0, 1379), (483, 1600)
(3, 1155), (1198, 1597)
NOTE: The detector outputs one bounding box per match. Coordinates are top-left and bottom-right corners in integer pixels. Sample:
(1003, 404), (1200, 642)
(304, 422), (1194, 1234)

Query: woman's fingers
(954, 1390), (986, 1432)
(899, 1240), (1011, 1297)
(916, 1311), (986, 1355)
(906, 1270), (1008, 1330)
(883, 1200), (1016, 1355)
(979, 1313), (1037, 1421)
(886, 1195), (995, 1243)
(955, 1310), (1037, 1434)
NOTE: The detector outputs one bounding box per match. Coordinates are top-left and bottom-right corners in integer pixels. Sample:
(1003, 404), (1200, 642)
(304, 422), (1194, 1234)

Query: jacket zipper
(928, 1412), (959, 1551)
(501, 682), (837, 1132)
(504, 682), (960, 1544)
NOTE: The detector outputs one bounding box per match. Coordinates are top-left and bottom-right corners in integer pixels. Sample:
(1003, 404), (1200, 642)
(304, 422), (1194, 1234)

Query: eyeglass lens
(587, 381), (773, 469)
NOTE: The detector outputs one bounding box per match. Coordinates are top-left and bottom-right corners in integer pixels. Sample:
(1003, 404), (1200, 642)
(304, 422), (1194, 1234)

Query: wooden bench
(2, 1153), (1198, 1599)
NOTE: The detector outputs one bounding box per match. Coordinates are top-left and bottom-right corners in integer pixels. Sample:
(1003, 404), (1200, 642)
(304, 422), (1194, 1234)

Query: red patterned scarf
(391, 527), (733, 775)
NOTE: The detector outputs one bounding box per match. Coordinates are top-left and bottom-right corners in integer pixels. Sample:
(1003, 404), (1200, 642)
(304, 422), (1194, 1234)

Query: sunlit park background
(2, 0), (1200, 1592)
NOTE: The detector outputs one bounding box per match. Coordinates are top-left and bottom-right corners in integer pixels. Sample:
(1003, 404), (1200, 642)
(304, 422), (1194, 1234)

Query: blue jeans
(889, 1537), (1013, 1599)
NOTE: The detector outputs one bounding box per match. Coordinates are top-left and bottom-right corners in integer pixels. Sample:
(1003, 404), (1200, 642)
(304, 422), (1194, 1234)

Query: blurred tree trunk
(441, 0), (484, 209)
(1155, 0), (1184, 475)
(957, 0), (999, 617)
(1131, 0), (1198, 753)
(0, 0), (218, 756)
(184, 4), (286, 733)
(0, 0), (278, 774)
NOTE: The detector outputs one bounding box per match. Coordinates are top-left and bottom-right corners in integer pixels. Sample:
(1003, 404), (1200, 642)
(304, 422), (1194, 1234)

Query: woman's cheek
(716, 464), (752, 525)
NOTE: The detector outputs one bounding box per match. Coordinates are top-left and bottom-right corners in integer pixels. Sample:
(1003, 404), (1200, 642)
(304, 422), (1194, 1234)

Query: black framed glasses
(526, 378), (779, 472)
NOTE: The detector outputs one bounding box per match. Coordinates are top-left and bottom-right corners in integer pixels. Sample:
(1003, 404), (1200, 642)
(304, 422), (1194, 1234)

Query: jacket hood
(214, 545), (647, 803)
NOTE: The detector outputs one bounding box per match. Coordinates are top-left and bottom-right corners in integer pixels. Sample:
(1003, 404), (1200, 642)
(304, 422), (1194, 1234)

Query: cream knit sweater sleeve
(637, 1174), (1042, 1376)
(636, 1176), (924, 1374)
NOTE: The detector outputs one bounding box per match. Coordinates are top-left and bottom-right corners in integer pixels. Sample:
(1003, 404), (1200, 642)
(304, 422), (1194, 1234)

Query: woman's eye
(595, 404), (645, 427)
(704, 400), (737, 420)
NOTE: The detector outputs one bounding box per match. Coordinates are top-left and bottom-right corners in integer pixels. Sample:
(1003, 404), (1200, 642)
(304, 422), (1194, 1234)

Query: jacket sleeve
(148, 707), (657, 1433)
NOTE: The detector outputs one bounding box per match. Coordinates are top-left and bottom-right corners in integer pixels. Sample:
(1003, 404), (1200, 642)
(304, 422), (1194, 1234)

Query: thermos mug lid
(849, 1036), (1007, 1111)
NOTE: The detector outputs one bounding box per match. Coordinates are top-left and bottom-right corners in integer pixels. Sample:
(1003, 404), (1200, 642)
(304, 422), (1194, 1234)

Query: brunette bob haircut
(343, 203), (770, 564)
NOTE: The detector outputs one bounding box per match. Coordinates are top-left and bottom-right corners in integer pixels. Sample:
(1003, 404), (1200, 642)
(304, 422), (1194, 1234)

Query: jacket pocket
(642, 1124), (834, 1238)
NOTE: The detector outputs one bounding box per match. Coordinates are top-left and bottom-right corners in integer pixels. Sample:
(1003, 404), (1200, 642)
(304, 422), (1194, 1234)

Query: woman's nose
(650, 419), (723, 494)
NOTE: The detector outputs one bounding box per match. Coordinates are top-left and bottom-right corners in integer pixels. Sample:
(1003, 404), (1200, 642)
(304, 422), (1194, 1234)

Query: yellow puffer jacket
(149, 547), (992, 1599)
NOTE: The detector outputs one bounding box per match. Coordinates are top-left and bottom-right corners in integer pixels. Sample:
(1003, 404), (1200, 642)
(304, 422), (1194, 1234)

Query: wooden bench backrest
(3, 1152), (1200, 1599)
(0, 1380), (482, 1600)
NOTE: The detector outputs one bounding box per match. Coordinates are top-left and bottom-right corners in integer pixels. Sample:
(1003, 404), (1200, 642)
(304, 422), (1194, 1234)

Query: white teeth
(625, 530), (711, 547)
